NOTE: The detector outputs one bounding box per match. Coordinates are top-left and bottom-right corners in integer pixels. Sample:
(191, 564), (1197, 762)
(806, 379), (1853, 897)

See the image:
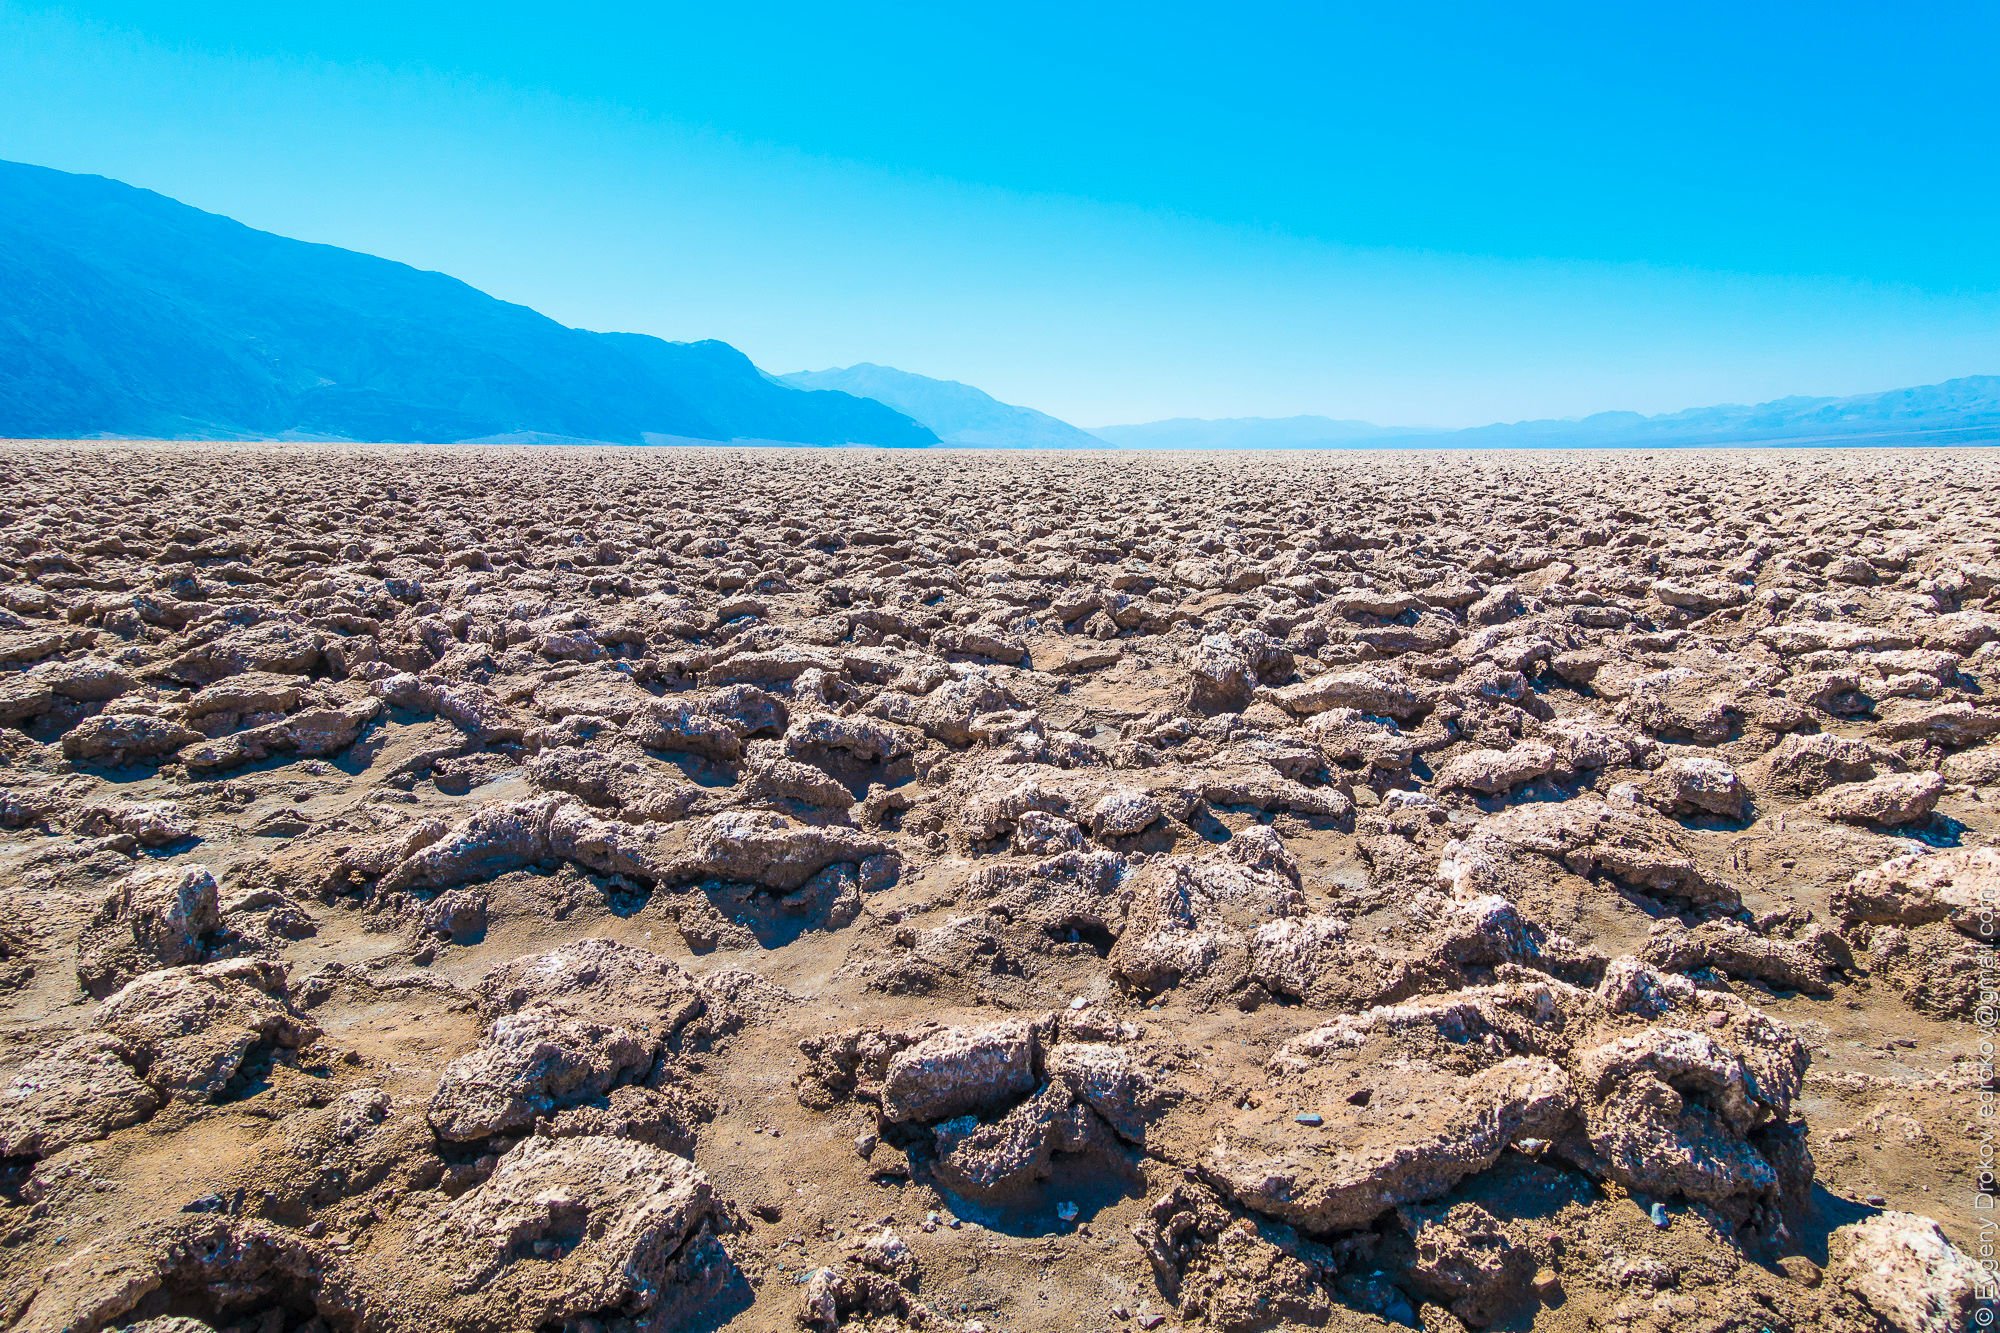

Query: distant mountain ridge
(0, 159), (935, 446)
(1095, 377), (2000, 450)
(779, 363), (1107, 449)
(1092, 415), (1426, 450)
(1433, 375), (2000, 448)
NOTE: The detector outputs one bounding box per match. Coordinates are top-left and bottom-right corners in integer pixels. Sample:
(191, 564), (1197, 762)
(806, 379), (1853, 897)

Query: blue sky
(3, 2), (1998, 427)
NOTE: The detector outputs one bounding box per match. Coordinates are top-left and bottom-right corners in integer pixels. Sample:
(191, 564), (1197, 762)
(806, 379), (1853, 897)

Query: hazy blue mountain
(1099, 379), (2000, 450)
(780, 363), (1106, 449)
(1428, 376), (2000, 448)
(1090, 415), (1422, 449)
(0, 160), (935, 446)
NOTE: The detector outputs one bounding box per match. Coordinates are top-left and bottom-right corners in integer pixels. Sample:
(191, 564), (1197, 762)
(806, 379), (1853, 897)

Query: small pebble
(1295, 1112), (1323, 1127)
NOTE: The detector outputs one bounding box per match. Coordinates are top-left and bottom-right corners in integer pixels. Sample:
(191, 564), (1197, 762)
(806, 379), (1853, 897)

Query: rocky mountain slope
(781, 363), (1106, 449)
(0, 160), (935, 447)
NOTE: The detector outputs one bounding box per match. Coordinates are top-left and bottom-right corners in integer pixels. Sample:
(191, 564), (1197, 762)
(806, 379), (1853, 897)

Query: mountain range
(0, 159), (933, 446)
(1093, 381), (2000, 450)
(780, 363), (1106, 449)
(1092, 416), (1424, 450)
(1, 157), (1996, 451)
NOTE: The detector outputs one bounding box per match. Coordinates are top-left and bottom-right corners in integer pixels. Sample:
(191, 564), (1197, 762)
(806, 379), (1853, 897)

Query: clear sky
(3, 2), (1998, 428)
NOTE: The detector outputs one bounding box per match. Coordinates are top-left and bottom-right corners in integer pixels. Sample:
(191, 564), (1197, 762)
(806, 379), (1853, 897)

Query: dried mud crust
(0, 441), (1996, 1333)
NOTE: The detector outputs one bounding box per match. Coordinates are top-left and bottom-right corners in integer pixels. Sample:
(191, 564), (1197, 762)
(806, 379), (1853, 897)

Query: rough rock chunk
(881, 1020), (1039, 1125)
(429, 939), (723, 1142)
(1836, 847), (1998, 936)
(75, 863), (226, 998)
(60, 712), (199, 764)
(1434, 742), (1558, 796)
(0, 1032), (162, 1159)
(1646, 753), (1748, 820)
(1111, 830), (1307, 1001)
(1205, 1056), (1575, 1232)
(1812, 771), (1945, 827)
(98, 958), (319, 1101)
(414, 1134), (739, 1330)
(1828, 1211), (1990, 1333)
(683, 810), (885, 891)
(1133, 1182), (1331, 1333)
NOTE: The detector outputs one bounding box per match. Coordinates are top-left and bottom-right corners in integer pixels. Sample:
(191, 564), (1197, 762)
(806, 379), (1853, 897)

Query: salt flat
(1, 442), (1995, 1332)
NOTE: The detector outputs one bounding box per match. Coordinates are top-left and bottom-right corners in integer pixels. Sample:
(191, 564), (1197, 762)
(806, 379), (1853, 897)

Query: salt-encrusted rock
(1047, 1040), (1160, 1143)
(1392, 1200), (1539, 1327)
(682, 810), (885, 891)
(1827, 1211), (1990, 1333)
(1132, 1181), (1331, 1333)
(880, 1020), (1039, 1124)
(1433, 742), (1558, 796)
(184, 671), (305, 726)
(1574, 1026), (1796, 1206)
(0, 1032), (162, 1159)
(1442, 795), (1737, 909)
(60, 712), (200, 764)
(374, 670), (526, 742)
(1646, 753), (1748, 819)
(166, 621), (322, 683)
(380, 796), (564, 891)
(1204, 1055), (1575, 1232)
(429, 939), (724, 1142)
(1763, 730), (1896, 796)
(1812, 771), (1945, 827)
(1268, 668), (1425, 722)
(1835, 847), (1999, 937)
(785, 712), (914, 764)
(0, 676), (60, 728)
(1621, 667), (1747, 744)
(413, 1134), (738, 1330)
(626, 685), (787, 759)
(429, 1009), (655, 1143)
(37, 656), (137, 701)
(75, 863), (225, 998)
(68, 798), (194, 848)
(181, 697), (380, 771)
(960, 849), (1128, 945)
(745, 750), (854, 809)
(525, 746), (704, 822)
(1186, 634), (1257, 714)
(1087, 787), (1164, 838)
(20, 1217), (355, 1333)
(98, 958), (318, 1101)
(893, 671), (1017, 746)
(1641, 918), (1833, 994)
(1111, 829), (1307, 1000)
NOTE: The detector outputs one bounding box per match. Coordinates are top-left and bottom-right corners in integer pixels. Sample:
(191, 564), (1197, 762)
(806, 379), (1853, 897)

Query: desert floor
(1, 443), (1996, 1333)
